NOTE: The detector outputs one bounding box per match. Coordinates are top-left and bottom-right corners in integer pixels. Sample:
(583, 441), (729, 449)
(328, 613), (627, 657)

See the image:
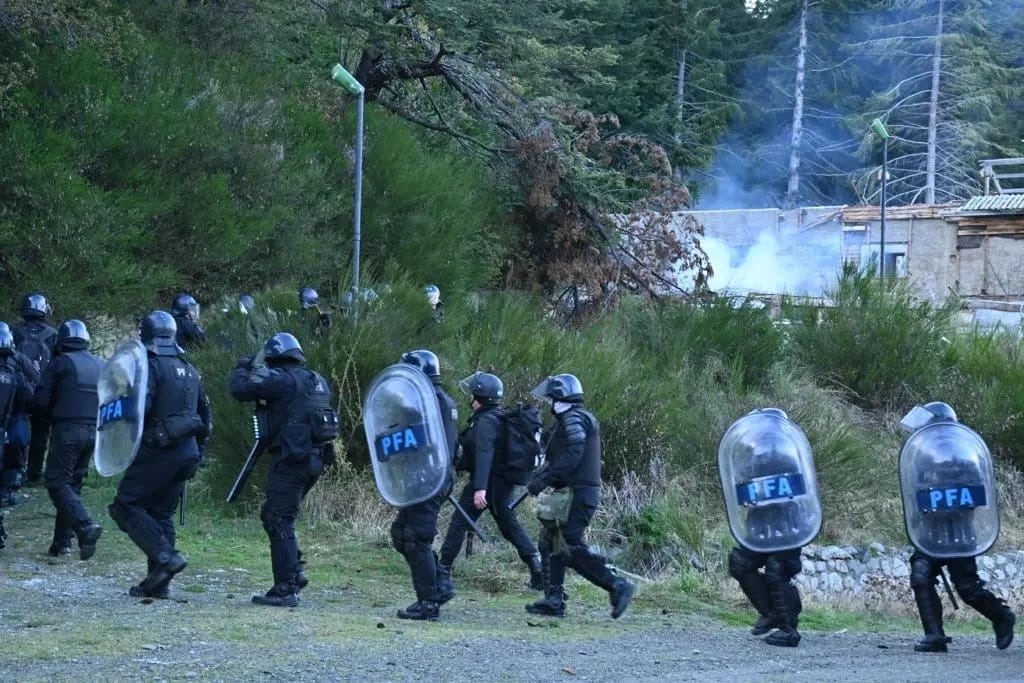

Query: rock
(802, 559), (815, 575)
(1005, 563), (1017, 578)
(815, 561), (826, 573)
(981, 556), (996, 570)
(827, 574), (843, 592)
(980, 570), (990, 583)
(835, 560), (849, 574)
(892, 560), (909, 578)
(866, 558), (880, 572)
(826, 560), (836, 571)
(996, 555), (1007, 567)
(994, 568), (1005, 581)
(821, 546), (852, 561)
(870, 542), (885, 555)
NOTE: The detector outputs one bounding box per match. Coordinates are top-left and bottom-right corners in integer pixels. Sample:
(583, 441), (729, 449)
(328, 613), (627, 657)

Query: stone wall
(796, 544), (1024, 609)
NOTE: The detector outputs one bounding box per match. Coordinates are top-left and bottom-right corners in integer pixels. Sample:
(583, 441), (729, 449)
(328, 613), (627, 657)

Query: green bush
(939, 329), (1024, 468)
(786, 264), (957, 411)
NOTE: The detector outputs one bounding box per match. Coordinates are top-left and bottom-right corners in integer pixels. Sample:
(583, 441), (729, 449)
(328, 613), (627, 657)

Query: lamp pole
(871, 118), (891, 279)
(330, 64), (366, 320)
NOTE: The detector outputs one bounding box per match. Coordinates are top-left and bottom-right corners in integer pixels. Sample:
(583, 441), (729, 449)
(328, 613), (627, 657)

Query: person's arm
(31, 358), (62, 416)
(472, 412), (501, 508)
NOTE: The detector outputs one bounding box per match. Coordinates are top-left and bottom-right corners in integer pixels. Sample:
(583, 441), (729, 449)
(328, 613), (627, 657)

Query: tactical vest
(52, 350), (104, 421)
(145, 355), (200, 431)
(266, 367), (333, 451)
(547, 407), (602, 488)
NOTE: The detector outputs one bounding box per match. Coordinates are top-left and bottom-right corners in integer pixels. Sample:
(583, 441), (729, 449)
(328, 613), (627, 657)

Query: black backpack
(18, 326), (56, 374)
(502, 404), (543, 478)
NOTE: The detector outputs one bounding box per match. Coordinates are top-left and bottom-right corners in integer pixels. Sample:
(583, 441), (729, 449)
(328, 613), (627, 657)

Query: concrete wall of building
(957, 235), (1024, 297)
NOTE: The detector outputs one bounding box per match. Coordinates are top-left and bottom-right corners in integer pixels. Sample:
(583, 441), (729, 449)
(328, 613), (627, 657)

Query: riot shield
(899, 420), (998, 558)
(718, 408), (822, 553)
(363, 363), (449, 508)
(94, 340), (148, 476)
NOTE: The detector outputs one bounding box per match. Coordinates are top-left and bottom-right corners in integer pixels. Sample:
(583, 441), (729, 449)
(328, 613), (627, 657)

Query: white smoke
(699, 229), (840, 297)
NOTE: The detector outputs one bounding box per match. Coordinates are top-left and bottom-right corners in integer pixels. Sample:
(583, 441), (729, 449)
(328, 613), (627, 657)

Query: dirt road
(1, 492), (1021, 682)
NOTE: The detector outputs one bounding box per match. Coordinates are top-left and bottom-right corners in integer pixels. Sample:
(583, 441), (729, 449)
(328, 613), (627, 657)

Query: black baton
(447, 494), (489, 543)
(508, 490), (529, 511)
(940, 567), (959, 610)
(179, 484), (187, 526)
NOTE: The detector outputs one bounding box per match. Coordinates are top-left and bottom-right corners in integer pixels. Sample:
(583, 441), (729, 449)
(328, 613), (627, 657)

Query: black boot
(130, 559), (171, 599)
(252, 582), (299, 607)
(76, 523), (102, 561)
(397, 600), (440, 621)
(525, 553), (544, 591)
(968, 592), (1016, 650)
(609, 578), (636, 619)
(139, 551), (187, 595)
(913, 585), (950, 653)
(295, 549), (309, 591)
(526, 586), (566, 617)
(436, 563), (456, 604)
(736, 571), (775, 635)
(765, 578), (801, 647)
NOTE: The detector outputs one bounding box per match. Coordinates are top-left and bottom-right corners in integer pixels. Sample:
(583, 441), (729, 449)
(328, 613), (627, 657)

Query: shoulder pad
(251, 366), (277, 385)
(561, 410), (587, 443)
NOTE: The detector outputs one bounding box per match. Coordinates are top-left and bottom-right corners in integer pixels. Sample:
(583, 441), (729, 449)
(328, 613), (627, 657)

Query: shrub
(786, 263), (957, 411)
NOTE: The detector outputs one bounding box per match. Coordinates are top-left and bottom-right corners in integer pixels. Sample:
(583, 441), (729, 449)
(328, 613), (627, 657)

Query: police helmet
(264, 333), (305, 363)
(531, 374), (584, 403)
(425, 285), (441, 307)
(923, 401), (958, 423)
(299, 287), (319, 310)
(459, 371), (503, 405)
(239, 294), (255, 314)
(140, 311), (181, 356)
(21, 293), (51, 319)
(57, 319), (90, 349)
(172, 293), (200, 320)
(0, 324), (13, 357)
(401, 349), (441, 381)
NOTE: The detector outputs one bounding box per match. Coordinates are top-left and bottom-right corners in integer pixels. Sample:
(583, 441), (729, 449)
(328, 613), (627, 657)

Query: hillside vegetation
(2, 2), (1023, 579)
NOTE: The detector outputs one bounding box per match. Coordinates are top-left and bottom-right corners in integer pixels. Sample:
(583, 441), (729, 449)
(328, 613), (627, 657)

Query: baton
(447, 494), (489, 543)
(226, 438), (265, 503)
(179, 484), (187, 526)
(508, 489), (529, 511)
(939, 567), (959, 610)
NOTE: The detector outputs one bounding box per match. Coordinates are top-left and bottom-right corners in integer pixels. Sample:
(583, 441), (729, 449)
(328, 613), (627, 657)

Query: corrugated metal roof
(960, 195), (1024, 212)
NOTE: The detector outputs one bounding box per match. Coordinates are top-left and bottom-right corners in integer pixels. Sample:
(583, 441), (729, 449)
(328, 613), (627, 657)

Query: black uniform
(389, 382), (457, 616)
(728, 545), (803, 642)
(439, 405), (539, 577)
(33, 342), (104, 555)
(229, 359), (334, 601)
(527, 405), (633, 618)
(0, 353), (35, 518)
(174, 315), (207, 351)
(8, 318), (56, 487)
(109, 353), (211, 594)
(910, 551), (1015, 651)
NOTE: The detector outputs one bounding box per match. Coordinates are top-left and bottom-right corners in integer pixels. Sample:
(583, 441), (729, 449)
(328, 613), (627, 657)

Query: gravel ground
(2, 492), (1022, 682)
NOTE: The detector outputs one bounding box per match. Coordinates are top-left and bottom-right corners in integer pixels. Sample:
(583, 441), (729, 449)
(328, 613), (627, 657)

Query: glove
(321, 442), (337, 468)
(235, 355), (254, 370)
(527, 475), (547, 496)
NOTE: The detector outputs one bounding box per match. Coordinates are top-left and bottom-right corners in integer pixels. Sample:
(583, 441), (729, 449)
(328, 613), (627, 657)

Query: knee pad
(728, 547), (756, 580)
(910, 559), (937, 590)
(107, 501), (130, 532)
(401, 525), (432, 556)
(764, 554), (801, 584)
(954, 577), (986, 603)
(260, 508), (292, 540)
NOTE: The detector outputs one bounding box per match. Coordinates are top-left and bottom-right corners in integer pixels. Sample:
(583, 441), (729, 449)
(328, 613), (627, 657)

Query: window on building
(860, 243), (908, 277)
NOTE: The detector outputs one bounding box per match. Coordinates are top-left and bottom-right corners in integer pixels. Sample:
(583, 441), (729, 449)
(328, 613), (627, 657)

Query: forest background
(1, 0), (1024, 579)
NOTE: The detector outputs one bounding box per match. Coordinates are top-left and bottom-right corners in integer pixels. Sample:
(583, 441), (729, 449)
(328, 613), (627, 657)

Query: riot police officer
(438, 371), (542, 594)
(0, 325), (35, 535)
(32, 320), (104, 559)
(108, 312), (212, 598)
(425, 284), (444, 323)
(10, 293), (57, 488)
(525, 374), (635, 619)
(719, 409), (822, 648)
(171, 293), (207, 351)
(899, 401), (1015, 652)
(387, 349), (457, 620)
(299, 286), (331, 332)
(230, 333), (337, 607)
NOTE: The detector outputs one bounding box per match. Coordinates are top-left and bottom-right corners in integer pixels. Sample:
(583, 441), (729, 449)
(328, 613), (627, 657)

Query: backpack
(502, 404), (543, 478)
(18, 326), (56, 374)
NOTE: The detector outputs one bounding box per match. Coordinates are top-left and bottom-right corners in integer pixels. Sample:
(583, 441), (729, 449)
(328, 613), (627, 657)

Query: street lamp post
(871, 118), (891, 279)
(331, 63), (366, 320)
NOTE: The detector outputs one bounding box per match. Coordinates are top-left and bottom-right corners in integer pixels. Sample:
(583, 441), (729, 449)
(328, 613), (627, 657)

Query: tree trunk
(924, 0), (944, 205)
(785, 0), (808, 208)
(674, 49), (686, 182)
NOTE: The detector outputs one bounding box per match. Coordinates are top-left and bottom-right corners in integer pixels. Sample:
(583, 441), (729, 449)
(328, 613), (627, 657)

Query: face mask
(552, 401), (574, 415)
